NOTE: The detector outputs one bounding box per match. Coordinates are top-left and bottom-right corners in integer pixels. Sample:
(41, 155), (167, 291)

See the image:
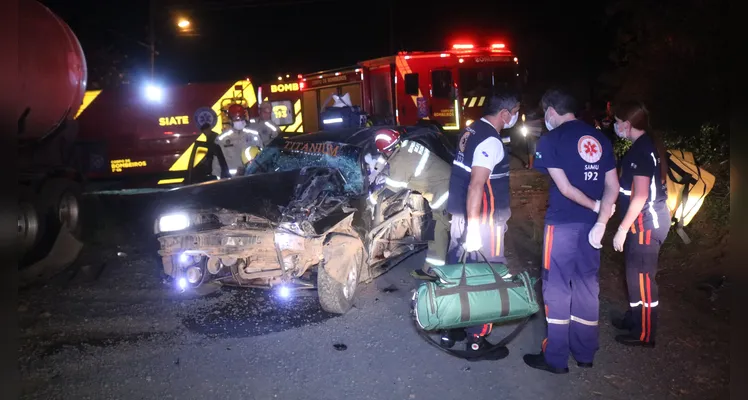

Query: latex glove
(588, 222), (606, 249)
(594, 200), (616, 218)
(593, 200), (601, 213)
(613, 226), (628, 252)
(463, 222), (482, 252)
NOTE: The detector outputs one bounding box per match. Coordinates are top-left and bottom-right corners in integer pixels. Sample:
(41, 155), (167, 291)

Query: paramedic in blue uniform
(523, 88), (619, 374)
(609, 101), (671, 347)
(446, 89), (520, 353)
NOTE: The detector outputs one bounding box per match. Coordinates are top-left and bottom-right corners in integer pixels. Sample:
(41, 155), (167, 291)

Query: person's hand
(613, 226), (628, 252)
(594, 200), (616, 218)
(588, 222), (606, 249)
(463, 222), (482, 252)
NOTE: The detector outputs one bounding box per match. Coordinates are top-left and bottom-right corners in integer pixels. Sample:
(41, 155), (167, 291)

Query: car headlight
(158, 213), (190, 232)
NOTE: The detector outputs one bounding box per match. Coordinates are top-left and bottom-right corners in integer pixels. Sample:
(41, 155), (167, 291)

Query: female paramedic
(610, 101), (671, 348)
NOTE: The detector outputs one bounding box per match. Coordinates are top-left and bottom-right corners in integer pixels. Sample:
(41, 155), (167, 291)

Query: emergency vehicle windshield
(245, 141), (364, 195)
(459, 65), (518, 96)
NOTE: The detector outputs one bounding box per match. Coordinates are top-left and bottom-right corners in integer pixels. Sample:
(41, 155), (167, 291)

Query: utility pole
(149, 0), (156, 79)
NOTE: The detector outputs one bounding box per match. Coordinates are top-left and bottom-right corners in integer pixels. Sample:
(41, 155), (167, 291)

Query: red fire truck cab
(300, 41), (522, 134)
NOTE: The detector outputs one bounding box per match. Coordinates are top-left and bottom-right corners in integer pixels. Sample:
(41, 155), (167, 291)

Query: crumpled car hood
(155, 170), (302, 222)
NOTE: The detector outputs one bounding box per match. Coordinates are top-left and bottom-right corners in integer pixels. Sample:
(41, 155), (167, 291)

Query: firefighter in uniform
(610, 101), (670, 348)
(524, 88), (619, 374)
(370, 128), (451, 278)
(445, 90), (520, 353)
(247, 102), (279, 147)
(213, 104), (257, 177)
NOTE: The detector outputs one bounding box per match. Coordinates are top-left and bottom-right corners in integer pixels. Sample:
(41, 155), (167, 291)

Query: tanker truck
(15, 0), (88, 285)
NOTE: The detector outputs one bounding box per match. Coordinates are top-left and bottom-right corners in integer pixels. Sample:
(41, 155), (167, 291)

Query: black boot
(611, 310), (634, 331)
(615, 334), (655, 348)
(522, 353), (569, 374)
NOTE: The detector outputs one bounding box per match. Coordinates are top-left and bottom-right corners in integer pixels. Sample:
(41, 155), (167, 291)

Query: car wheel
(317, 235), (364, 314)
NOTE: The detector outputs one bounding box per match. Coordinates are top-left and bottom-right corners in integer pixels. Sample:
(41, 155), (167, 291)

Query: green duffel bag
(414, 261), (540, 332)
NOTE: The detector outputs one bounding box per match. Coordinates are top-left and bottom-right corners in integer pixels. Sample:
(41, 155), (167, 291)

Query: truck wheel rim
(18, 203), (39, 252)
(58, 192), (79, 232)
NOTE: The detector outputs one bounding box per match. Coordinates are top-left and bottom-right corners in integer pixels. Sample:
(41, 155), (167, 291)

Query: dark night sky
(42, 0), (614, 99)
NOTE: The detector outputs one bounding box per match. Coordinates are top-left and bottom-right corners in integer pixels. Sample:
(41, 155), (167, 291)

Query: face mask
(544, 112), (554, 131)
(233, 120), (246, 130)
(504, 112), (519, 129)
(614, 122), (626, 139)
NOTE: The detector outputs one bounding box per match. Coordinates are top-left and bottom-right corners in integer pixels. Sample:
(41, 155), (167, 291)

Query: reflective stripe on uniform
(546, 317), (570, 325)
(414, 150), (431, 177)
(629, 301), (659, 308)
(385, 178), (408, 188)
(570, 316), (599, 326)
(620, 188), (632, 196)
(490, 172), (510, 179)
(431, 192), (449, 209)
(452, 160), (472, 173)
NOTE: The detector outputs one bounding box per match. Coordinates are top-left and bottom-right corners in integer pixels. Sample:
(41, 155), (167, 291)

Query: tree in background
(601, 0), (727, 163)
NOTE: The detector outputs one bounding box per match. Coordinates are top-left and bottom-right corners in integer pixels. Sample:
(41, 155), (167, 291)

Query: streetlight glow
(177, 18), (191, 29)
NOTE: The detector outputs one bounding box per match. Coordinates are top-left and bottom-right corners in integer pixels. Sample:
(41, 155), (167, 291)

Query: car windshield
(246, 140), (364, 195)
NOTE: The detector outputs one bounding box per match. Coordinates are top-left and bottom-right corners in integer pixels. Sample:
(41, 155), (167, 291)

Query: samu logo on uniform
(577, 135), (603, 163)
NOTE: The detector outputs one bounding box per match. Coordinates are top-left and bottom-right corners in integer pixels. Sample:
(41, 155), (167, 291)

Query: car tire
(317, 235), (364, 314)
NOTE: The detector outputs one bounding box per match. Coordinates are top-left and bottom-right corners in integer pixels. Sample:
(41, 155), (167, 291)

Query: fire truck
(257, 79), (304, 136)
(75, 79), (258, 187)
(300, 41), (523, 133)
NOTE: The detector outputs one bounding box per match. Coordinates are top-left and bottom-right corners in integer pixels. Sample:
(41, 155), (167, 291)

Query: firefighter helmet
(242, 145), (261, 165)
(227, 104), (247, 121)
(374, 128), (401, 154)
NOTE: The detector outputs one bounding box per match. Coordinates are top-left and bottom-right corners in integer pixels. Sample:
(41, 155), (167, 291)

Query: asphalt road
(18, 159), (729, 400)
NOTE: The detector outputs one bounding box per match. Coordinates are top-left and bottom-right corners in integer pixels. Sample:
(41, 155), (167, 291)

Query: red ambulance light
(440, 53), (449, 58)
(164, 131), (173, 135)
(452, 43), (474, 49)
(491, 43), (506, 49)
(459, 58), (464, 63)
(297, 74), (302, 79)
(300, 81), (305, 89)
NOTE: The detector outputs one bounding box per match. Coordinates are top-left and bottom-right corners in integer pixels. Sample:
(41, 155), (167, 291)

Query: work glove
(463, 222), (482, 252)
(593, 200), (616, 218)
(613, 226), (628, 252)
(588, 222), (606, 249)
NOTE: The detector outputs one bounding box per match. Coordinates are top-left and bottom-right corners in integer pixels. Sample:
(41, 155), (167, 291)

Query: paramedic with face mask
(524, 88), (619, 374)
(445, 90), (520, 353)
(212, 104), (258, 177)
(610, 101), (670, 348)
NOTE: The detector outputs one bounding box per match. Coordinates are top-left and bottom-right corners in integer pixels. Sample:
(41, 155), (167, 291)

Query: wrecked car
(153, 126), (455, 313)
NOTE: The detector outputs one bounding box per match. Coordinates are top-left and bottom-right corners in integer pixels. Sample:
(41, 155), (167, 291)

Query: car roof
(283, 125), (456, 163)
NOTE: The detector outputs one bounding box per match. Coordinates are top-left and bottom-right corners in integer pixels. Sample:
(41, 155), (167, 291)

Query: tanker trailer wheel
(22, 178), (84, 268)
(18, 201), (39, 255)
(317, 234), (364, 314)
(40, 178), (82, 238)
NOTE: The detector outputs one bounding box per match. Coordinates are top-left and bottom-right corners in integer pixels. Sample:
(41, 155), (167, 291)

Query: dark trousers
(620, 213), (670, 343)
(541, 223), (600, 368)
(446, 213), (508, 337)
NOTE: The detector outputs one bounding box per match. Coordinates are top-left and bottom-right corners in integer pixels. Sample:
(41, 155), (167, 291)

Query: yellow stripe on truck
(74, 90), (102, 119)
(158, 80), (256, 185)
